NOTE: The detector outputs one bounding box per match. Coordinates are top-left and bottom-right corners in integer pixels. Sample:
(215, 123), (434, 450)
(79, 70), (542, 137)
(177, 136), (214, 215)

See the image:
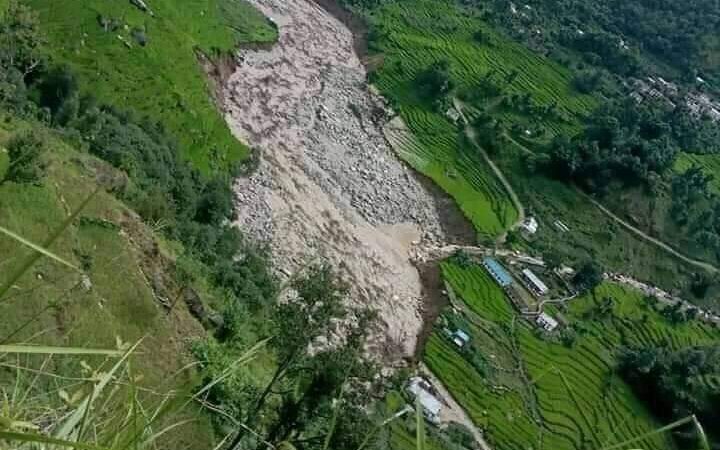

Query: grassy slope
(492, 146), (698, 297)
(425, 261), (720, 450)
(26, 0), (277, 172)
(0, 116), (222, 447)
(675, 152), (720, 193)
(370, 0), (595, 238)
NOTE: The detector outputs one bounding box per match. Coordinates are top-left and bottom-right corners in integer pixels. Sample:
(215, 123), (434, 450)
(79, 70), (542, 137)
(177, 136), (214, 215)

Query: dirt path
(577, 190), (720, 274)
(420, 363), (493, 450)
(223, 0), (457, 360)
(451, 98), (526, 240)
(491, 123), (720, 276)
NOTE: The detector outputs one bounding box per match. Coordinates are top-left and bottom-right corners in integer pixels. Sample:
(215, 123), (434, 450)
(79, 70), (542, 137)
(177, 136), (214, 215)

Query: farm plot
(369, 0), (595, 237)
(675, 152), (720, 193)
(425, 261), (720, 450)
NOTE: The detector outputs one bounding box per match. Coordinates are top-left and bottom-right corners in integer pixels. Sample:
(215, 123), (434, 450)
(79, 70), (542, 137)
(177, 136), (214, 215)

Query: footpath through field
(576, 189), (720, 274)
(451, 98), (526, 242)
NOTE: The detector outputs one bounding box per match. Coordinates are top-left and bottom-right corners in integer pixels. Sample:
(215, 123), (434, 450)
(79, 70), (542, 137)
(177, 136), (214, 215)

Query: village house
(519, 216), (538, 235)
(407, 377), (443, 424)
(521, 268), (549, 296)
(536, 312), (559, 332)
(451, 329), (471, 348)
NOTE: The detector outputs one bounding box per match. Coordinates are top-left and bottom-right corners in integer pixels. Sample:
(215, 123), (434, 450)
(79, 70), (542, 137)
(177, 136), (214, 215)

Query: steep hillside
(25, 0), (277, 171)
(0, 115), (220, 447)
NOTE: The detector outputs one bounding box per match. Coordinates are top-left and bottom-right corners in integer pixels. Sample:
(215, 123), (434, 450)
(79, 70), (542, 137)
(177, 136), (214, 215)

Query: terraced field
(370, 0), (596, 237)
(384, 117), (515, 239)
(675, 152), (720, 192)
(425, 261), (720, 450)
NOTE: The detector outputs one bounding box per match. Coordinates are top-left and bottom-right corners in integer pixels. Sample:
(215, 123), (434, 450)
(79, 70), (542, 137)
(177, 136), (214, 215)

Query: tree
(417, 59), (453, 100)
(573, 261), (603, 292)
(37, 65), (79, 120)
(228, 264), (358, 449)
(5, 132), (45, 183)
(618, 345), (720, 447)
(560, 327), (577, 347)
(0, 1), (45, 76)
(572, 69), (605, 94)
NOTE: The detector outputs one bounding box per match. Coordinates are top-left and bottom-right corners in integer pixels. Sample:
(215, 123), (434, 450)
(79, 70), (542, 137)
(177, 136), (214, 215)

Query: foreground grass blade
(55, 339), (142, 441)
(0, 225), (79, 271)
(415, 397), (425, 450)
(0, 430), (110, 450)
(0, 188), (99, 301)
(192, 338), (269, 400)
(0, 344), (123, 356)
(601, 415), (700, 450)
(693, 416), (710, 450)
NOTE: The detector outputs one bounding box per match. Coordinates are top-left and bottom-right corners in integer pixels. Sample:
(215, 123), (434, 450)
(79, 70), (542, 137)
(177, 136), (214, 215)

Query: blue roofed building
(451, 329), (471, 348)
(483, 257), (514, 287)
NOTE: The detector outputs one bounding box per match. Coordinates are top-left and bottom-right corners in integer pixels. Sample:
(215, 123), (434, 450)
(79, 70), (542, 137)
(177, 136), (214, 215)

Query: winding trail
(577, 190), (720, 274)
(487, 109), (720, 275)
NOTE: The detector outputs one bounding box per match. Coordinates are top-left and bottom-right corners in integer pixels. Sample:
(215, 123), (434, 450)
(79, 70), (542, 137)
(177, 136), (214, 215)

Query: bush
(5, 132), (45, 183)
(0, 148), (8, 182)
(131, 27), (148, 47)
(37, 65), (79, 120)
(445, 422), (478, 449)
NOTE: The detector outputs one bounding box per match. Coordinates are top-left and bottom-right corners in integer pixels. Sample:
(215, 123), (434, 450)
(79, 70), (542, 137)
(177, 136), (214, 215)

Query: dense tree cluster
(198, 265), (381, 450)
(475, 0), (720, 85)
(572, 261), (603, 293)
(1, 5), (387, 449)
(618, 345), (720, 447)
(544, 99), (719, 194)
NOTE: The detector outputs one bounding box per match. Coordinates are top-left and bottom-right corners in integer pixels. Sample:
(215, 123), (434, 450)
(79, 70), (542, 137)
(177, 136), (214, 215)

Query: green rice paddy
(369, 0), (596, 238)
(674, 152), (720, 193)
(425, 260), (720, 450)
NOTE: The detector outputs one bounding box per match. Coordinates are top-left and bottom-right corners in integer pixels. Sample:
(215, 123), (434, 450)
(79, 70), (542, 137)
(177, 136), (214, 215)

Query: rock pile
(223, 0), (448, 360)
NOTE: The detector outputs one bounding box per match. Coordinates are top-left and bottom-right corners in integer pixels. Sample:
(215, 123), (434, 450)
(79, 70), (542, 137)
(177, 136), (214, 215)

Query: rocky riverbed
(223, 0), (456, 360)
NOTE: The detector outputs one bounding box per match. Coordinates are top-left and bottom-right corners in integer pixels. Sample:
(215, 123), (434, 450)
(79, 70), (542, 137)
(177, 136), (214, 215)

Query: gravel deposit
(223, 0), (449, 360)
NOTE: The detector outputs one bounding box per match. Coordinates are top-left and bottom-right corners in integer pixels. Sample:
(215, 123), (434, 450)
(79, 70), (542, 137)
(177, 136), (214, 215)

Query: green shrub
(0, 147), (8, 181)
(5, 132), (45, 183)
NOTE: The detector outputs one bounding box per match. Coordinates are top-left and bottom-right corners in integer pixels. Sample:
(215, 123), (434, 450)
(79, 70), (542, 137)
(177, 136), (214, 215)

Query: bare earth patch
(223, 0), (453, 361)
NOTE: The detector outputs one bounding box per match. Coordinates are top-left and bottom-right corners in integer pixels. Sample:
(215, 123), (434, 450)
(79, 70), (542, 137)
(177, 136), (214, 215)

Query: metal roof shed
(483, 257), (514, 287)
(522, 268), (549, 295)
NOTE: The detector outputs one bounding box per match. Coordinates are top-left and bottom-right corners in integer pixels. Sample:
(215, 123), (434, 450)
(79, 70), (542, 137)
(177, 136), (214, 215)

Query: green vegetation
(425, 260), (720, 450)
(350, 0), (720, 303)
(619, 345), (720, 447)
(675, 153), (720, 193)
(477, 0), (720, 87)
(26, 0), (277, 171)
(365, 0), (595, 237)
(0, 114), (218, 447)
(0, 3), (389, 449)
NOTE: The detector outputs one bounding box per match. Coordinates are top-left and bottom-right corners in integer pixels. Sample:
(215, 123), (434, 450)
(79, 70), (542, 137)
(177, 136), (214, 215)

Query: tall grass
(0, 192), (272, 449)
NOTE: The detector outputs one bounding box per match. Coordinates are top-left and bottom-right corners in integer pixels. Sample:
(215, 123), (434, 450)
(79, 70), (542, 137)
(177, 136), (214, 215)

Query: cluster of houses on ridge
(629, 76), (720, 122)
